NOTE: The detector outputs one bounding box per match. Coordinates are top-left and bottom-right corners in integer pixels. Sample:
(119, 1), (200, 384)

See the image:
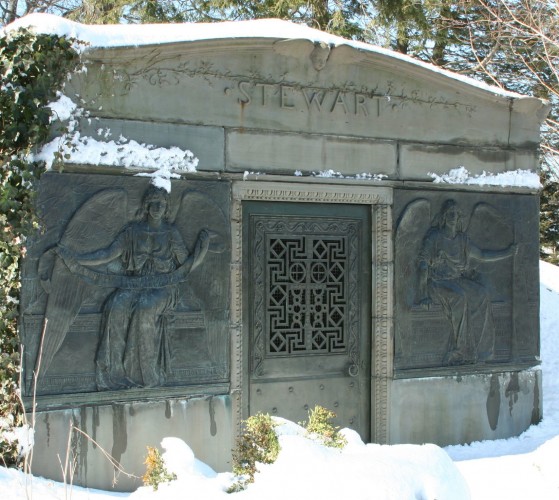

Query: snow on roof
(3, 13), (526, 100)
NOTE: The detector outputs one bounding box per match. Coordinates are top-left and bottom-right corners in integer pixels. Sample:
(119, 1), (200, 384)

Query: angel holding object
(416, 199), (517, 366)
(40, 183), (218, 391)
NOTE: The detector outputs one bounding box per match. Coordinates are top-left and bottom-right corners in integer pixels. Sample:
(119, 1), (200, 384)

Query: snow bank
(451, 434), (559, 500)
(0, 423), (34, 459)
(131, 426), (469, 500)
(247, 418), (470, 500)
(0, 429), (469, 500)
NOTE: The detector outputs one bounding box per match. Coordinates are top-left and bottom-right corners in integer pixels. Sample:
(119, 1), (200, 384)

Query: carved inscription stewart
(109, 54), (476, 117)
(237, 81), (371, 116)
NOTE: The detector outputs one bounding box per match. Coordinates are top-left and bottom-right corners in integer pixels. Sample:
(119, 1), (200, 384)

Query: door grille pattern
(250, 216), (361, 375)
(267, 236), (347, 354)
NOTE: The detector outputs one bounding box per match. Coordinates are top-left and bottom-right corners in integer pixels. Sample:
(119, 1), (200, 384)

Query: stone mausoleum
(18, 16), (547, 491)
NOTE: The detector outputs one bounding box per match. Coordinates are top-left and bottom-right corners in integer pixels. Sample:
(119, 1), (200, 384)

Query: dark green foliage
(59, 0), (367, 38)
(199, 0), (366, 39)
(0, 27), (80, 467)
(540, 168), (559, 264)
(229, 412), (280, 492)
(65, 0), (190, 24)
(1, 30), (78, 153)
(130, 0), (188, 23)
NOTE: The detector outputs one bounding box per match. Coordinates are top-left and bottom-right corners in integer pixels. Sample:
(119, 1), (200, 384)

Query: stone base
(388, 369), (542, 446)
(27, 395), (232, 492)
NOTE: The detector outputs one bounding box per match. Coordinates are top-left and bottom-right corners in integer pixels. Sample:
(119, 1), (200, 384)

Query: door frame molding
(231, 181), (393, 443)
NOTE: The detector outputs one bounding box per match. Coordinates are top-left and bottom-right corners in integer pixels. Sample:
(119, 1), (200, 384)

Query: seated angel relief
(36, 183), (222, 391)
(416, 200), (516, 366)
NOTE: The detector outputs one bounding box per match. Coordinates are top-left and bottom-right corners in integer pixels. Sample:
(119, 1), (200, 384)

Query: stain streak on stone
(505, 372), (520, 416)
(79, 407), (89, 484)
(111, 404), (128, 466)
(92, 406), (99, 449)
(44, 413), (50, 447)
(209, 397), (217, 437)
(531, 375), (541, 425)
(165, 400), (172, 419)
(486, 373), (501, 431)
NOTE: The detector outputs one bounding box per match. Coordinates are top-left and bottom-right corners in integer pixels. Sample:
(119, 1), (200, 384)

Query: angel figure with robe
(416, 199), (517, 366)
(37, 182), (222, 391)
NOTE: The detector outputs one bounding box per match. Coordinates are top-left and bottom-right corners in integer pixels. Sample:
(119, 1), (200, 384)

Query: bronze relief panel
(21, 173), (231, 398)
(394, 190), (540, 375)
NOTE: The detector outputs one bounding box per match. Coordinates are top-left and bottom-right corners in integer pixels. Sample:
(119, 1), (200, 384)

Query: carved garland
(103, 51), (476, 114)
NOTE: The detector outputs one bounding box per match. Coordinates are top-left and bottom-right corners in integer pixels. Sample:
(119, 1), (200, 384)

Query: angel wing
(465, 201), (515, 301)
(395, 198), (431, 307)
(465, 202), (514, 247)
(35, 189), (128, 382)
(173, 189), (229, 365)
(172, 189), (228, 254)
(394, 198), (431, 361)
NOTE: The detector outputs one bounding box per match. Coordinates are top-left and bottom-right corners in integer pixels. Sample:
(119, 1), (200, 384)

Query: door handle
(348, 363), (359, 377)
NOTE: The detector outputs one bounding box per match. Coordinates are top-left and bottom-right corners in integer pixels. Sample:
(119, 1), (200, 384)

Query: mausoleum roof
(3, 13), (548, 185)
(1, 13), (541, 103)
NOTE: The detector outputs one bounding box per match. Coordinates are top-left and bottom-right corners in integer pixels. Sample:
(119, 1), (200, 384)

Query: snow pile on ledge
(430, 167), (540, 188)
(312, 169), (388, 180)
(46, 93), (77, 121)
(32, 92), (198, 190)
(35, 134), (198, 173)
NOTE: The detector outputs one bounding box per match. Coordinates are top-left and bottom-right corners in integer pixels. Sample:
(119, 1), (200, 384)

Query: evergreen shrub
(302, 405), (347, 449)
(229, 412), (280, 492)
(142, 445), (177, 491)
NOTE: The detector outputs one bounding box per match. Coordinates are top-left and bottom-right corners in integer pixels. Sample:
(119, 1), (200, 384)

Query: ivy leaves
(1, 30), (79, 154)
(0, 28), (80, 467)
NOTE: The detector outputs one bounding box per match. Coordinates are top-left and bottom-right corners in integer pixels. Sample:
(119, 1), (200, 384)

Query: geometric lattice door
(267, 235), (350, 356)
(244, 202), (371, 440)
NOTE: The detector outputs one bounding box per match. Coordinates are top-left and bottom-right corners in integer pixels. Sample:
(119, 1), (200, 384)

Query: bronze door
(244, 202), (371, 440)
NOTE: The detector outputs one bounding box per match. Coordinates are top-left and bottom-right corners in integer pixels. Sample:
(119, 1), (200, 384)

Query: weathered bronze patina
(394, 190), (540, 375)
(21, 173), (231, 397)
